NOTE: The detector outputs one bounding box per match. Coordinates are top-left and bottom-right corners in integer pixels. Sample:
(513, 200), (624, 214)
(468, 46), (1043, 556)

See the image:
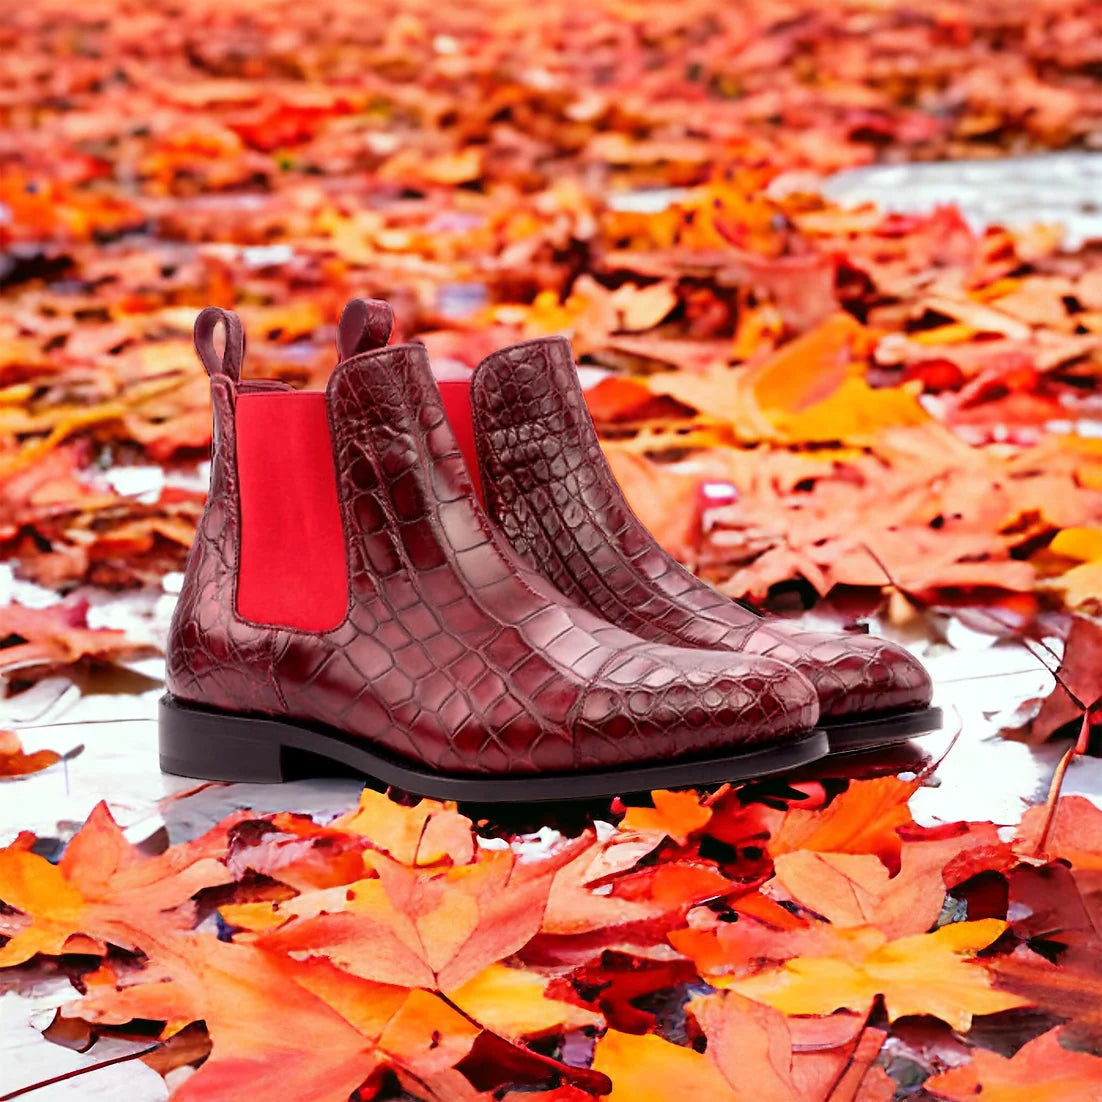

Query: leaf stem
(0, 1043), (162, 1101)
(1033, 712), (1089, 858)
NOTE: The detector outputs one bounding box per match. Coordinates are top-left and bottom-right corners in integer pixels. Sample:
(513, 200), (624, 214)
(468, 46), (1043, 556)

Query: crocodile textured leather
(469, 336), (933, 721)
(166, 316), (820, 777)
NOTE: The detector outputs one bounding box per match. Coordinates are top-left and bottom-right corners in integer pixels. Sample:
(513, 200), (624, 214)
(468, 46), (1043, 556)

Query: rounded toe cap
(771, 632), (933, 720)
(738, 621), (933, 719)
(572, 646), (820, 769)
(813, 635), (932, 719)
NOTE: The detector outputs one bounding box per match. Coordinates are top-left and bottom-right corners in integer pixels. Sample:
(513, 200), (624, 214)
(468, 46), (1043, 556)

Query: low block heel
(159, 695), (288, 782)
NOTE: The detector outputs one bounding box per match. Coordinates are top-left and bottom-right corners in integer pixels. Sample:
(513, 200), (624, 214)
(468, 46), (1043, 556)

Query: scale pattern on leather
(470, 337), (933, 720)
(166, 342), (819, 776)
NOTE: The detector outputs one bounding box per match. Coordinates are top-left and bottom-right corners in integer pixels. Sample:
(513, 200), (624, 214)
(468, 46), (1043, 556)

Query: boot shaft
(168, 311), (549, 705)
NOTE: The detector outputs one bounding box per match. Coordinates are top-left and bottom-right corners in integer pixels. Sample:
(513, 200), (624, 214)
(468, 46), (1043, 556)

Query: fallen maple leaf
(988, 943), (1102, 1049)
(331, 787), (476, 867)
(448, 963), (603, 1041)
(0, 729), (60, 778)
(219, 875), (379, 934)
(68, 935), (382, 1102)
(925, 1027), (1102, 1101)
(727, 919), (1028, 1031)
(770, 846), (946, 939)
(591, 1028), (745, 1102)
(0, 801), (235, 965)
(374, 987), (483, 1100)
(772, 821), (1015, 940)
(645, 314), (930, 447)
(593, 993), (890, 1102)
(533, 832), (732, 965)
(689, 992), (889, 1102)
(686, 991), (801, 1101)
(669, 897), (858, 981)
(608, 281), (678, 332)
(1023, 616), (1102, 743)
(256, 840), (585, 991)
(768, 777), (920, 871)
(0, 599), (153, 682)
(222, 813), (371, 891)
(545, 956), (698, 1033)
(1015, 796), (1102, 870)
(619, 789), (712, 845)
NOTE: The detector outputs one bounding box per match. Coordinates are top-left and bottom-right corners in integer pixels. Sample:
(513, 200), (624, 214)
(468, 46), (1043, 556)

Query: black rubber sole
(823, 706), (943, 754)
(158, 694), (830, 802)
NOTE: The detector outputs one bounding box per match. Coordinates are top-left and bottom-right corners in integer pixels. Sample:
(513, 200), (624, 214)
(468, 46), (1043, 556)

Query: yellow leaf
(908, 322), (978, 346)
(377, 988), (480, 1076)
(1049, 527), (1102, 563)
(727, 919), (1028, 1031)
(422, 148), (482, 185)
(450, 963), (603, 1039)
(768, 372), (929, 444)
(220, 878), (375, 933)
(747, 313), (929, 442)
(748, 312), (867, 413)
(646, 313), (928, 445)
(609, 282), (678, 332)
(332, 788), (475, 866)
(593, 1029), (740, 1102)
(0, 850), (86, 965)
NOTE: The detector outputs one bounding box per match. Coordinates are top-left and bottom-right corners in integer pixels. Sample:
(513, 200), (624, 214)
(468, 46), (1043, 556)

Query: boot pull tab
(337, 298), (394, 361)
(194, 306), (246, 382)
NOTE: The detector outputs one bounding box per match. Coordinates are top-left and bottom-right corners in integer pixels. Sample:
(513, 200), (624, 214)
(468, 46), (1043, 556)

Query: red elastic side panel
(438, 380), (484, 504)
(235, 392), (348, 632)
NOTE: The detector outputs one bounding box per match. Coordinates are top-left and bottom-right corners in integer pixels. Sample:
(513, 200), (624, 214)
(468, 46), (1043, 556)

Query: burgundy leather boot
(439, 334), (940, 754)
(159, 305), (827, 801)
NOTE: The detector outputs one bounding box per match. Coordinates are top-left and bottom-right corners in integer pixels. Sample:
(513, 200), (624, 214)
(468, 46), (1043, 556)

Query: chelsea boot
(159, 305), (827, 800)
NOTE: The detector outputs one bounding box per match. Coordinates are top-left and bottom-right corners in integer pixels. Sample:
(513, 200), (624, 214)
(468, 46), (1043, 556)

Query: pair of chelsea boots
(160, 299), (939, 801)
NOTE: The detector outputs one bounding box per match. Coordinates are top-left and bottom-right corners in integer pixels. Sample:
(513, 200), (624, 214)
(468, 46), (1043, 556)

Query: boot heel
(159, 695), (287, 783)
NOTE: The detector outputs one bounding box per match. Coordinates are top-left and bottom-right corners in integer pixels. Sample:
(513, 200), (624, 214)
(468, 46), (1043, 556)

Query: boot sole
(159, 694), (830, 802)
(823, 706), (943, 753)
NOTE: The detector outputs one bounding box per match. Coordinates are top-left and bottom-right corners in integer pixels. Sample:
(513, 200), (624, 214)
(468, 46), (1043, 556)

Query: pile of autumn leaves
(4, 0), (1102, 622)
(2, 778), (1101, 1100)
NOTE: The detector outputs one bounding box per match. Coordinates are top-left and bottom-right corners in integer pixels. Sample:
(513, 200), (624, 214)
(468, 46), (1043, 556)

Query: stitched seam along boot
(161, 303), (827, 800)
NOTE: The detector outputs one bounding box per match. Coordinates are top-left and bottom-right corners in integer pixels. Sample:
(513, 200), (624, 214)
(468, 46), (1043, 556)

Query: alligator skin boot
(159, 304), (827, 801)
(437, 334), (940, 754)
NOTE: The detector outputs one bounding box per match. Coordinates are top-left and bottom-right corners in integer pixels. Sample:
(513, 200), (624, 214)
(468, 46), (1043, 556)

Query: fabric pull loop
(194, 306), (246, 381)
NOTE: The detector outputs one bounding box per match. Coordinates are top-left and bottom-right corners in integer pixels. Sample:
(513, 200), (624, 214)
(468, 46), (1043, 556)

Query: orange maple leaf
(620, 789), (713, 844)
(535, 831), (732, 964)
(255, 840), (585, 991)
(771, 847), (945, 939)
(70, 935), (385, 1102)
(1015, 796), (1102, 870)
(0, 729), (60, 778)
(332, 787), (477, 866)
(768, 777), (919, 870)
(0, 801), (235, 965)
(689, 991), (890, 1102)
(593, 994), (889, 1102)
(926, 1027), (1102, 1101)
